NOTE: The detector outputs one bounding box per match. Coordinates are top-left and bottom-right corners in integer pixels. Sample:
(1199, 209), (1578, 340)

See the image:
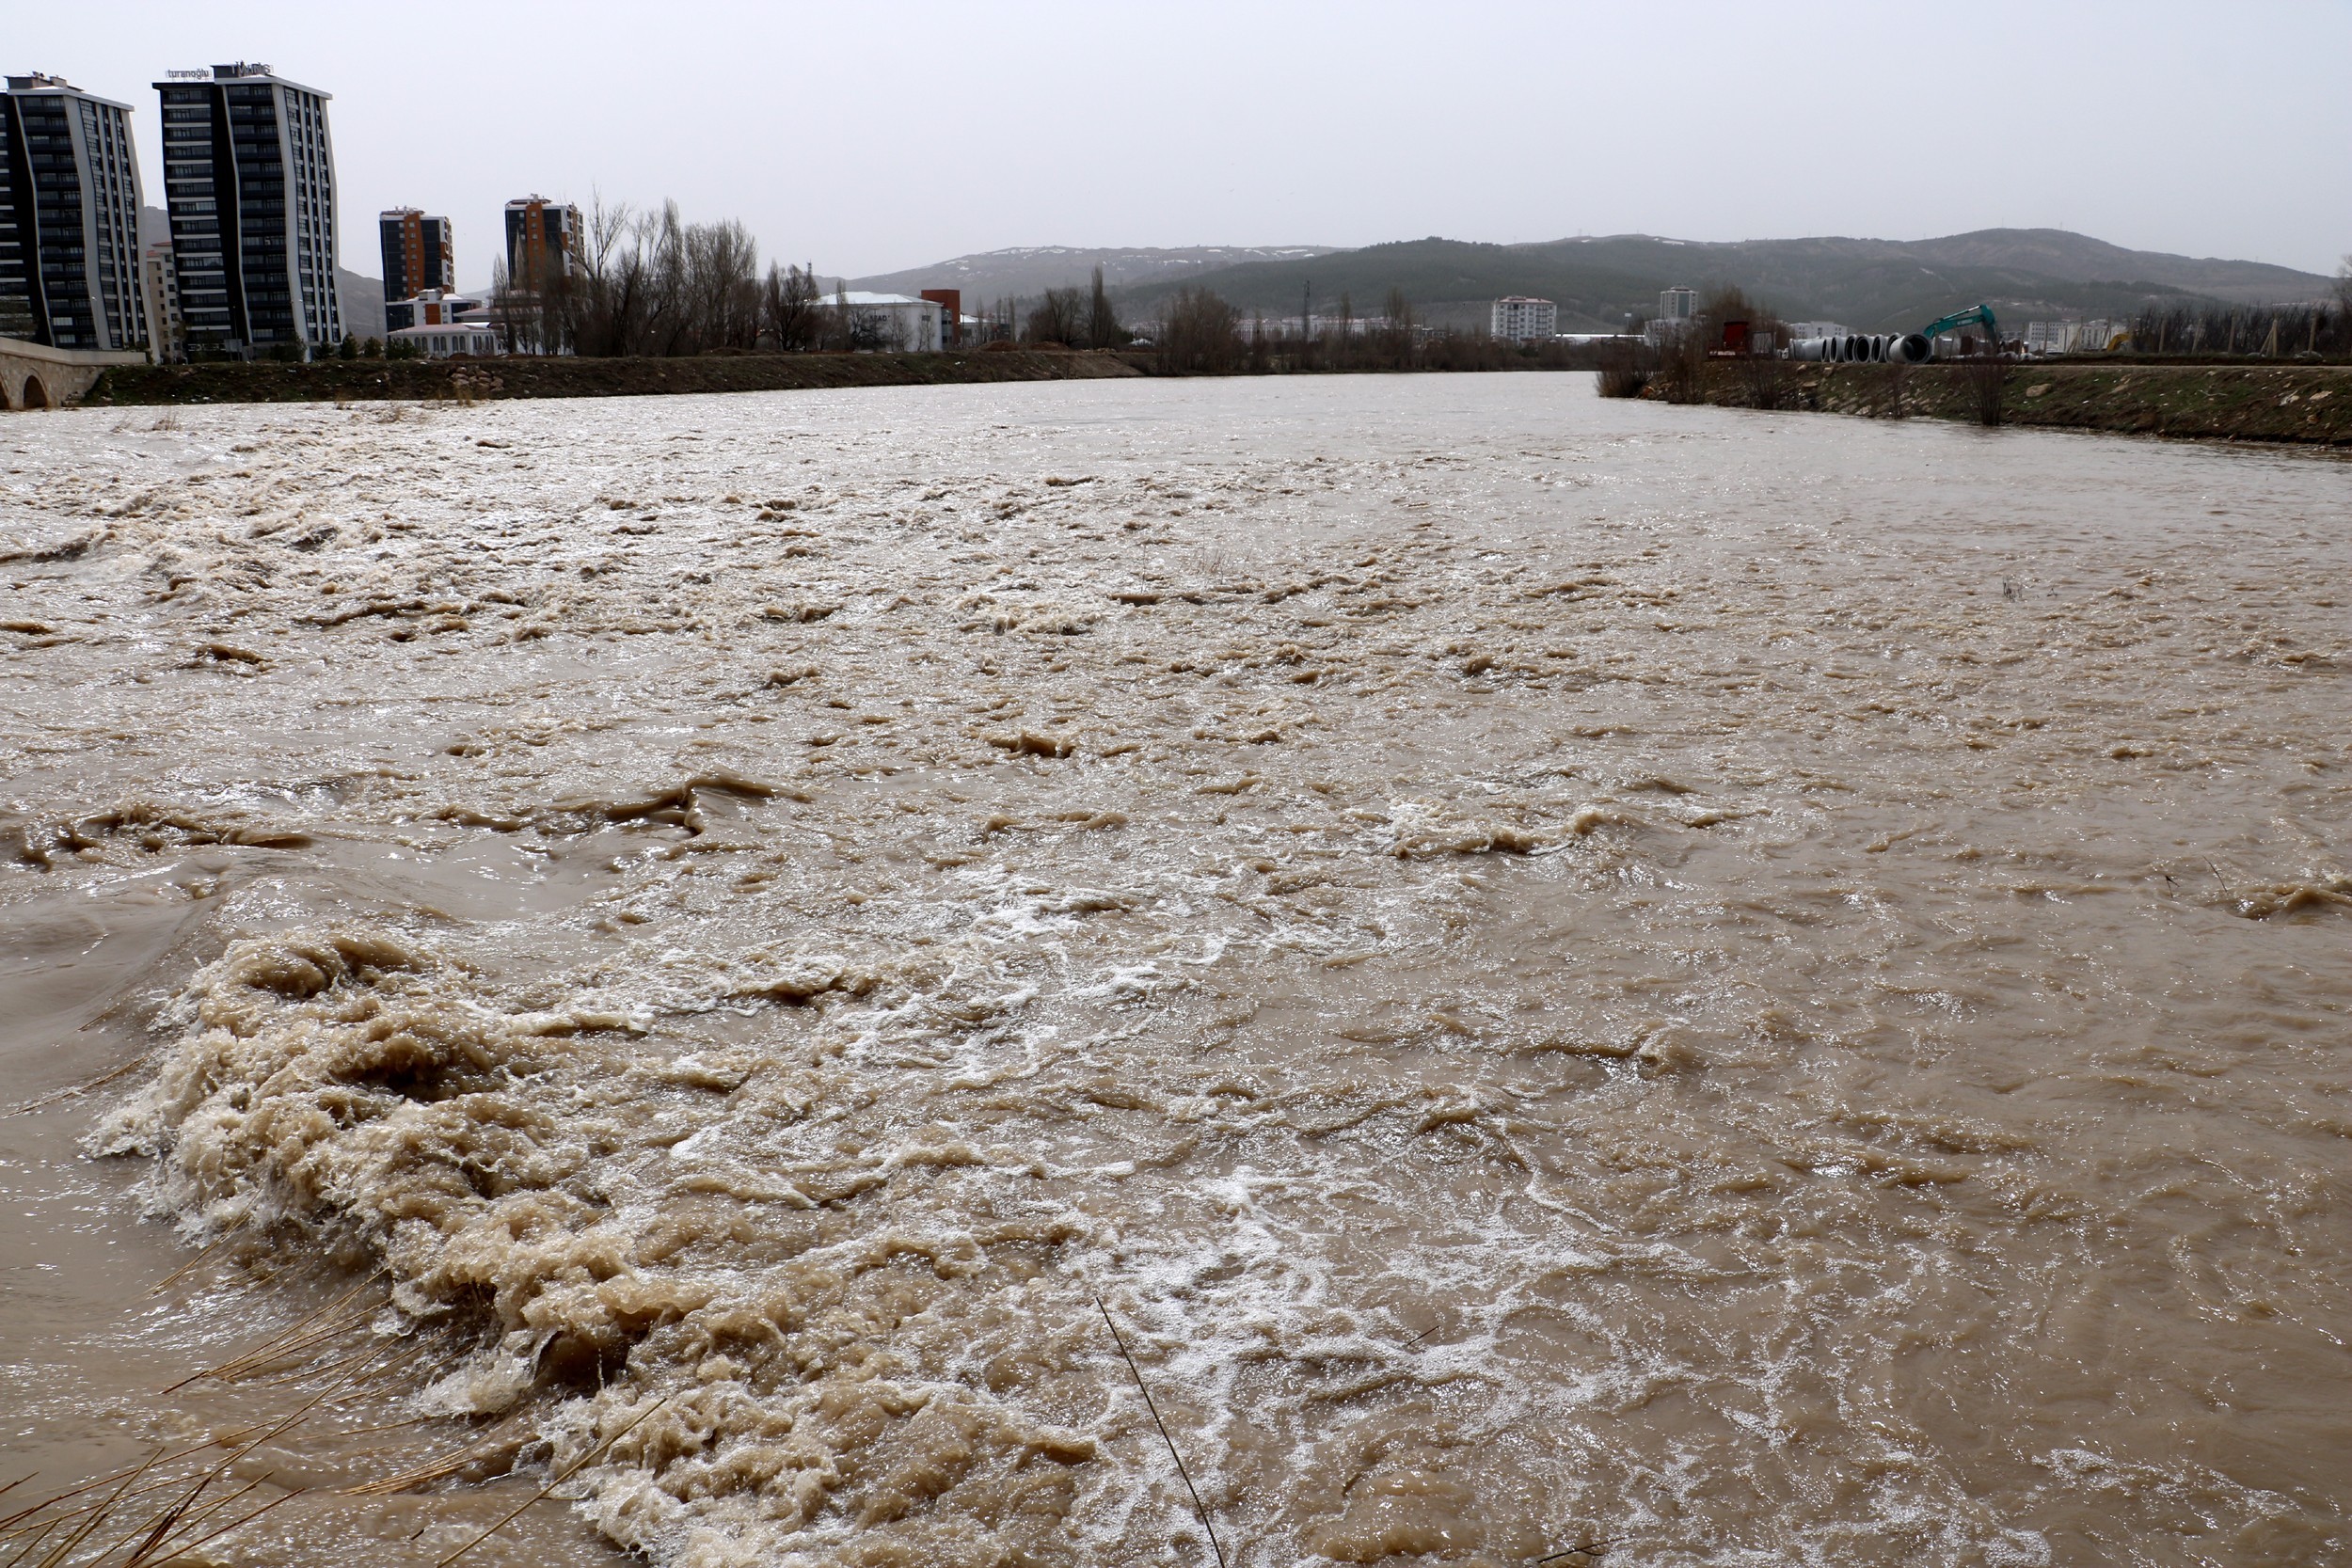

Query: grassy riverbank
(1647, 361), (2352, 446)
(80, 348), (1145, 406)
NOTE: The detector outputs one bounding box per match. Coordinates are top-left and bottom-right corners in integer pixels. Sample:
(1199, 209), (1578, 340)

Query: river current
(1, 376), (2346, 1567)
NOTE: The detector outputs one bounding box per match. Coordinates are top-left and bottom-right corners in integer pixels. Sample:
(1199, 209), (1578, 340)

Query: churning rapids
(1, 376), (2347, 1568)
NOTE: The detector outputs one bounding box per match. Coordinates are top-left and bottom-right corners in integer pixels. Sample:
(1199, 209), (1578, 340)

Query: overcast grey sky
(20, 1), (2351, 287)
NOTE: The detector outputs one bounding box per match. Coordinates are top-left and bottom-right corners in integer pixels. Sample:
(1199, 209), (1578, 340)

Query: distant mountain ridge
(1883, 229), (2323, 297)
(866, 228), (2335, 334)
(1108, 229), (2336, 334)
(849, 245), (1337, 301)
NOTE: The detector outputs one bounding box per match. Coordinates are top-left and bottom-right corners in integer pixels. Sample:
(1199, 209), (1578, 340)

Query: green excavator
(1894, 304), (2000, 363)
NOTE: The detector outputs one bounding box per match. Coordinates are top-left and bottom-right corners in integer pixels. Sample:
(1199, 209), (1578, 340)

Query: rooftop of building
(7, 72), (135, 109)
(824, 292), (941, 308)
(155, 63), (330, 98)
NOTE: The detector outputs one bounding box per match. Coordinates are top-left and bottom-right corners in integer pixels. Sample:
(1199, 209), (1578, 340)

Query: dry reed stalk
(0, 1456), (211, 1544)
(84, 1471), (213, 1568)
(0, 1473), (199, 1547)
(431, 1401), (669, 1568)
(310, 1415), (436, 1442)
(3, 1516), (66, 1567)
(0, 1445), (217, 1534)
(118, 1476), (269, 1565)
(257, 1333), (403, 1389)
(1094, 1295), (1228, 1568)
(166, 1269), (386, 1391)
(133, 1488), (302, 1568)
(343, 1418), (526, 1497)
(143, 1242), (231, 1299)
(0, 1054), (153, 1119)
(18, 1449), (161, 1568)
(12, 1343), (389, 1564)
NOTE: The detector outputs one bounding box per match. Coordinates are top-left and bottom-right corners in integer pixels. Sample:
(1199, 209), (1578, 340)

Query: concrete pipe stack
(1790, 333), (1938, 363)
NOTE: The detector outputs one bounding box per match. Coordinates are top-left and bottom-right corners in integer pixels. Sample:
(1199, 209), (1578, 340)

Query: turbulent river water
(0, 376), (2346, 1568)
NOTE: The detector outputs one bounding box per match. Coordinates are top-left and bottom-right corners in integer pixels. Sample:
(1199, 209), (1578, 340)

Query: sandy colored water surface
(2, 376), (2348, 1567)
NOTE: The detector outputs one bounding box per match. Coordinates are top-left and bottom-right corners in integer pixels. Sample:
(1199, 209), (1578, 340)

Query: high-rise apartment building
(0, 72), (150, 352)
(503, 196), (581, 291)
(1490, 295), (1556, 343)
(154, 62), (342, 358)
(380, 208), (453, 333)
(141, 240), (183, 361)
(1658, 285), (1696, 322)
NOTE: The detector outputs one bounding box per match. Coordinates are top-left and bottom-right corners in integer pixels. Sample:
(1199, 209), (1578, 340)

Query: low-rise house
(386, 286), (482, 336)
(389, 321), (499, 357)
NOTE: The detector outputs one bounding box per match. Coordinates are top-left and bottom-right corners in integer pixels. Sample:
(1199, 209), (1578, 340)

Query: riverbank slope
(1646, 361), (2352, 445)
(80, 348), (1145, 406)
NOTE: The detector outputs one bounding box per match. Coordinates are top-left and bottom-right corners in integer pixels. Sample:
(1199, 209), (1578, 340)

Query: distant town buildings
(379, 208), (453, 331)
(0, 73), (151, 352)
(154, 62), (343, 358)
(141, 240), (182, 360)
(2026, 319), (2124, 356)
(504, 196), (580, 290)
(1784, 320), (1848, 341)
(1644, 287), (1704, 346)
(1490, 296), (1556, 342)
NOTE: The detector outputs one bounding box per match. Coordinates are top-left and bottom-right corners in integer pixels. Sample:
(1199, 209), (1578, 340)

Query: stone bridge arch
(0, 337), (146, 410)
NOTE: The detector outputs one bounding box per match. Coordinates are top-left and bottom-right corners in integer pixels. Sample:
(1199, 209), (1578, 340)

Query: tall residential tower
(380, 208), (453, 333)
(0, 72), (150, 352)
(503, 196), (581, 292)
(154, 62), (342, 358)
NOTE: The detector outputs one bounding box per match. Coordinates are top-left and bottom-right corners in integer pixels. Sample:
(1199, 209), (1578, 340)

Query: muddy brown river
(1, 376), (2346, 1567)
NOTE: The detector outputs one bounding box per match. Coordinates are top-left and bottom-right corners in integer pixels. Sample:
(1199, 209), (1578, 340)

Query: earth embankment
(1650, 360), (2352, 445)
(81, 348), (1143, 406)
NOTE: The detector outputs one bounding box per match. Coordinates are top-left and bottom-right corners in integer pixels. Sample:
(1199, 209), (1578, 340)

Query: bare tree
(1155, 287), (1241, 374)
(683, 217), (760, 351)
(540, 197), (773, 357)
(1085, 266), (1128, 349)
(761, 262), (822, 352)
(1025, 287), (1086, 346)
(485, 256), (519, 355)
(1383, 287), (1416, 368)
(820, 286), (894, 352)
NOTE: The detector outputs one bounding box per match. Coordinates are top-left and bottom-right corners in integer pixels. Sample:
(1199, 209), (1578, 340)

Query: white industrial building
(1490, 296), (1557, 342)
(819, 292), (946, 352)
(2026, 319), (2125, 356)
